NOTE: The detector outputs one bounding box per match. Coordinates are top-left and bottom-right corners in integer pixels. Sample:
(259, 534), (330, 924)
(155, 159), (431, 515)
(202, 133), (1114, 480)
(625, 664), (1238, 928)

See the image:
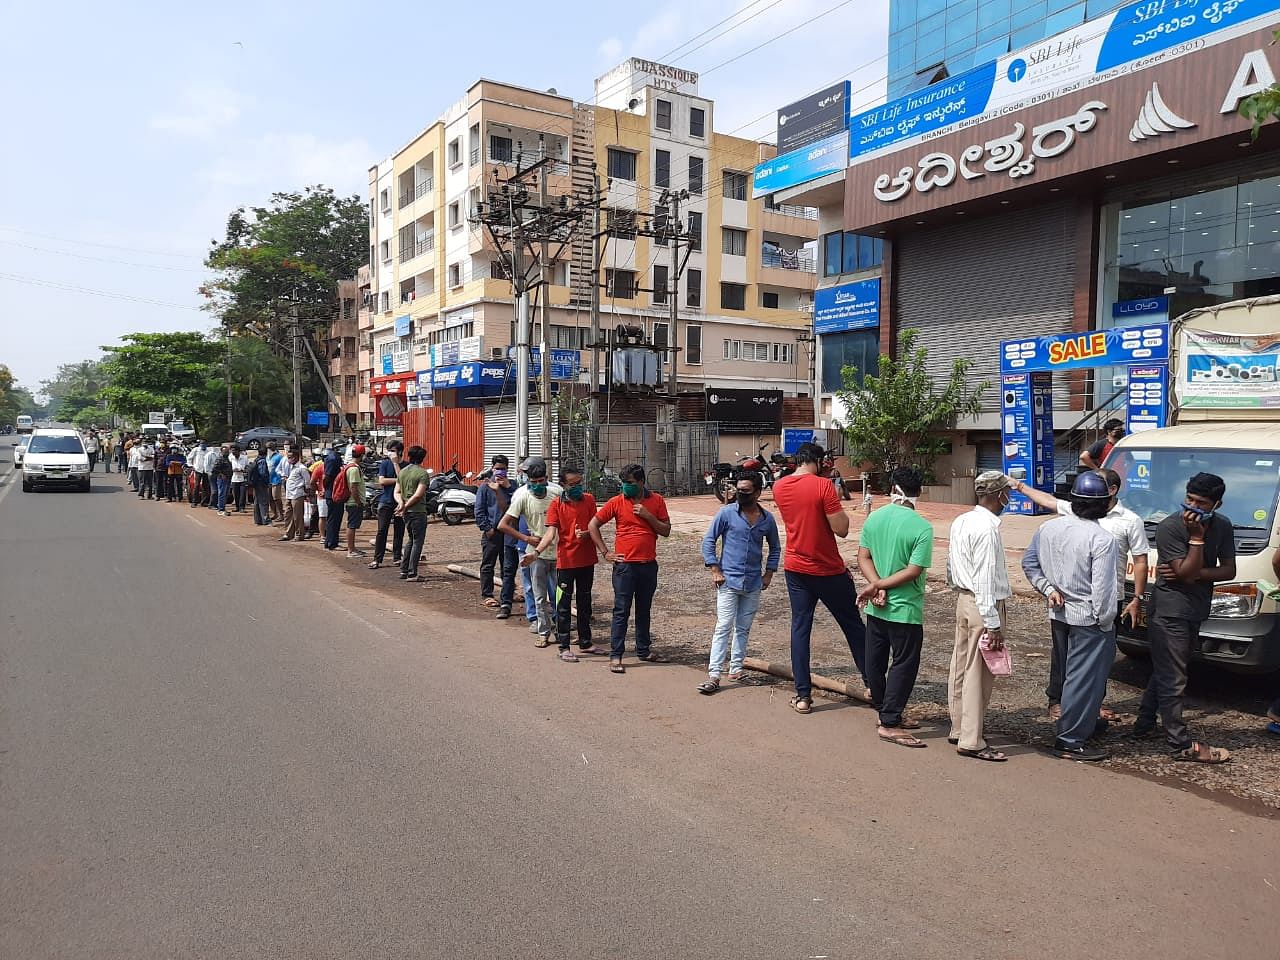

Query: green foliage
(56, 390), (102, 422)
(99, 332), (223, 434)
(835, 328), (987, 480)
(70, 405), (107, 428)
(41, 360), (106, 411)
(216, 334), (295, 430)
(1239, 30), (1280, 137)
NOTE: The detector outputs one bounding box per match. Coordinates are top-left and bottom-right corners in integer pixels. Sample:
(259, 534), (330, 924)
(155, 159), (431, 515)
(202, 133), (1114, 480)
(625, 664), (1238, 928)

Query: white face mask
(890, 484), (918, 508)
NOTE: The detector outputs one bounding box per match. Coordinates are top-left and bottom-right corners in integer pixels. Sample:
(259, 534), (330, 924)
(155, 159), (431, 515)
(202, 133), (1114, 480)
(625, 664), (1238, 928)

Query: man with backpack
(250, 449), (274, 525)
(334, 444), (367, 559)
(322, 444), (345, 551)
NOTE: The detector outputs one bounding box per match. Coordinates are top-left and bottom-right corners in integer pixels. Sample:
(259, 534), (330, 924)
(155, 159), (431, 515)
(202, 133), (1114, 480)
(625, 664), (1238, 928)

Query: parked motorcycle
(424, 459), (478, 524)
(704, 444), (776, 504)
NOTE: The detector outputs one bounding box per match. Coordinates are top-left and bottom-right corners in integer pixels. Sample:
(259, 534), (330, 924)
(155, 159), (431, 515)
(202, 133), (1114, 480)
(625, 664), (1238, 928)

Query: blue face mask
(565, 485), (584, 501)
(1182, 502), (1214, 521)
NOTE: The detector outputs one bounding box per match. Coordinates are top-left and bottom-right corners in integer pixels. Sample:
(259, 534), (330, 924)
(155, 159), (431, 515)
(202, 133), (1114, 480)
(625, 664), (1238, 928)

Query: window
(607, 147), (636, 181)
(606, 269), (636, 299)
(688, 156), (704, 195)
(686, 268), (702, 307)
(653, 205), (668, 246)
(379, 240), (391, 262)
(490, 135), (513, 162)
(762, 291), (779, 309)
(687, 211), (702, 251)
(379, 291), (390, 313)
(723, 171), (748, 201)
(469, 124), (480, 166)
(822, 231), (883, 275)
(722, 227), (747, 257)
(448, 263), (461, 287)
(344, 375), (357, 394)
(655, 149), (670, 189)
(821, 328), (880, 392)
(448, 201), (460, 229)
(653, 265), (668, 304)
(723, 339), (794, 362)
(468, 187), (481, 219)
(686, 324), (702, 365)
(720, 282), (746, 310)
(606, 207), (636, 240)
(490, 259), (509, 280)
(689, 106), (705, 138)
(447, 138), (461, 167)
(772, 342), (793, 363)
(380, 189), (390, 212)
(655, 99), (672, 131)
(368, 199), (376, 224)
(342, 298), (354, 319)
(652, 321), (669, 348)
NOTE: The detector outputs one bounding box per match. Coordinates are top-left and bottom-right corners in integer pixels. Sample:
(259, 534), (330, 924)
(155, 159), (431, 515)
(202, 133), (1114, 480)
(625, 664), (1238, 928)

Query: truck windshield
(1105, 447), (1280, 533)
(27, 436), (85, 455)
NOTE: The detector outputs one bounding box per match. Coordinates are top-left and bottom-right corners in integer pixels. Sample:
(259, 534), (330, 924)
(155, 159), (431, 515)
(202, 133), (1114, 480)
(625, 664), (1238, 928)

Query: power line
(0, 239), (208, 273)
(0, 225), (205, 260)
(0, 272), (206, 311)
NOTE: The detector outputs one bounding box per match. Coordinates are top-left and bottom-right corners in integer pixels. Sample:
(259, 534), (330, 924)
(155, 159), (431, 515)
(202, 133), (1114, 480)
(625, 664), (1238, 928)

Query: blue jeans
(610, 561), (658, 659)
(784, 570), (867, 701)
(708, 585), (761, 678)
(324, 498), (342, 549)
(1057, 621), (1117, 749)
(213, 475), (229, 511)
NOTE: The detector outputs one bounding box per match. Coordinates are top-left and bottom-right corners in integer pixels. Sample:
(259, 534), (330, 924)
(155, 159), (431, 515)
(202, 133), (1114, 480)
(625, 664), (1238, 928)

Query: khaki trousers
(282, 496), (307, 541)
(270, 484), (284, 519)
(948, 592), (1005, 752)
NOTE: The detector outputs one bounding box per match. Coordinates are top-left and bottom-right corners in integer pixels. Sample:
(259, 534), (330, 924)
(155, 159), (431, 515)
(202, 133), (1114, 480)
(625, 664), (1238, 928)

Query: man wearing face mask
(1134, 472), (1234, 763)
(946, 471), (1016, 762)
(589, 464), (672, 674)
(525, 465), (606, 661)
(1080, 418), (1125, 470)
(499, 458), (562, 646)
(475, 454), (518, 615)
(856, 466), (933, 747)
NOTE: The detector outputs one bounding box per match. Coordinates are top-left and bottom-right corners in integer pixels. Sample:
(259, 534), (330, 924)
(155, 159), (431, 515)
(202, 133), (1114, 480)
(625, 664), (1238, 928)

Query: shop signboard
(306, 410), (329, 427)
(1126, 364), (1168, 432)
(513, 347), (580, 380)
(1175, 328), (1280, 408)
(705, 388), (784, 434)
(781, 428), (828, 454)
(1000, 324), (1169, 373)
(394, 314), (412, 338)
(415, 370), (434, 408)
(432, 363), (510, 388)
(381, 354), (394, 376)
(752, 131), (849, 197)
(813, 278), (880, 335)
(458, 336), (483, 362)
(777, 81), (851, 153)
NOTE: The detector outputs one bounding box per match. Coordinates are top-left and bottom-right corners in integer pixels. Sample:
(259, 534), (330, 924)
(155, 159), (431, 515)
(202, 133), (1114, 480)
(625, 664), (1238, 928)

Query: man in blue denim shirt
(697, 472), (781, 694)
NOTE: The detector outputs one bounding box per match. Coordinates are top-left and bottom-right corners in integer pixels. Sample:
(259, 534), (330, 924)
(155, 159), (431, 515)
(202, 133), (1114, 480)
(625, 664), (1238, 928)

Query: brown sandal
(879, 731), (926, 748)
(1175, 742), (1231, 764)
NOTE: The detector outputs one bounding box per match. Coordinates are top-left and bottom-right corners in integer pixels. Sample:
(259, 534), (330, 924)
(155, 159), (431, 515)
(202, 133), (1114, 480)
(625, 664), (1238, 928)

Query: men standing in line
(589, 464), (671, 674)
(250, 448), (273, 525)
(210, 444), (233, 516)
(136, 438), (156, 500)
(475, 455), (517, 615)
(1022, 471), (1120, 762)
(697, 471), (779, 695)
(126, 436), (140, 491)
(101, 431), (114, 473)
(771, 442), (867, 715)
(278, 448), (312, 542)
(84, 430), (100, 472)
(322, 444), (345, 551)
(525, 465), (605, 661)
(1013, 468), (1148, 721)
(190, 440), (210, 507)
(370, 440), (405, 570)
(164, 443), (187, 502)
(1135, 472), (1234, 763)
(394, 445), (431, 582)
(856, 466), (933, 747)
(500, 458), (561, 646)
(267, 442), (286, 522)
(947, 471), (1015, 762)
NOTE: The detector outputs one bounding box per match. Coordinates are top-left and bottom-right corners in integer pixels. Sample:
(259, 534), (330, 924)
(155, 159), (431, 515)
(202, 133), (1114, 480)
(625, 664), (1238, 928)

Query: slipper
(578, 645), (608, 656)
(879, 731), (926, 748)
(1268, 721), (1280, 736)
(957, 746), (1008, 762)
(790, 696), (812, 715)
(534, 636), (551, 648)
(559, 650), (579, 662)
(1098, 706), (1122, 722)
(1175, 742), (1231, 764)
(697, 678), (720, 695)
(367, 561), (381, 569)
(897, 718), (922, 730)
(726, 671), (745, 682)
(483, 598), (500, 608)
(635, 652), (666, 663)
(609, 660), (626, 674)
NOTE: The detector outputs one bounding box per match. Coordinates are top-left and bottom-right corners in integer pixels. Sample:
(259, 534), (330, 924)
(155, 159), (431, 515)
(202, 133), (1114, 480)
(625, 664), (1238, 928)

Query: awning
(371, 372), (417, 396)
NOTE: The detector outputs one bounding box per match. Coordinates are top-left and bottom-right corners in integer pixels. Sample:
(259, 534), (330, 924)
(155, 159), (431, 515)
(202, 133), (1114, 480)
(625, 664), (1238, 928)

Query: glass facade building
(887, 0), (1125, 97)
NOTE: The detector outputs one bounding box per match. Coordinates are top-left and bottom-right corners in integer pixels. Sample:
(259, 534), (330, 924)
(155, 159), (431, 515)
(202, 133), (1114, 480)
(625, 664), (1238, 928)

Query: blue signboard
(1127, 364), (1168, 434)
(1001, 372), (1054, 515)
(1095, 0), (1279, 71)
(415, 370), (434, 408)
(381, 354), (394, 376)
(432, 363), (510, 388)
(394, 314), (412, 338)
(1112, 296), (1168, 321)
(814, 278), (880, 335)
(509, 348), (581, 380)
(752, 131), (849, 198)
(1000, 323), (1169, 374)
(782, 428), (827, 454)
(305, 410), (329, 427)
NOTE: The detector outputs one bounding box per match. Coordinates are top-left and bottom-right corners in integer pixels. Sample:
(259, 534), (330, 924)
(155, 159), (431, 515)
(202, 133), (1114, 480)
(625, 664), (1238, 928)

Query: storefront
(370, 371), (417, 430)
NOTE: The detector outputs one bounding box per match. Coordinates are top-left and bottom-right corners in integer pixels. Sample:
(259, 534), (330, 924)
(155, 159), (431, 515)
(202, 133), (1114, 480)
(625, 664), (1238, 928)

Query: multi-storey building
(325, 277), (360, 430)
(362, 62), (819, 432)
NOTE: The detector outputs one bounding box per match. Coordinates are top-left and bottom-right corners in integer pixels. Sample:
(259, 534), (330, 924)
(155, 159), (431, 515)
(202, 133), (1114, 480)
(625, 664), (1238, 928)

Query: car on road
(22, 429), (91, 492)
(16, 414), (34, 435)
(168, 420), (195, 441)
(13, 435), (31, 468)
(234, 426), (311, 451)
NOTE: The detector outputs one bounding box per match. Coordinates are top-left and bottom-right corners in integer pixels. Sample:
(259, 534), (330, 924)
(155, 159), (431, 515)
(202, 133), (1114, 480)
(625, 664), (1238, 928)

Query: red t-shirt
(772, 472), (846, 576)
(596, 492), (669, 563)
(546, 493), (599, 569)
(310, 461), (325, 491)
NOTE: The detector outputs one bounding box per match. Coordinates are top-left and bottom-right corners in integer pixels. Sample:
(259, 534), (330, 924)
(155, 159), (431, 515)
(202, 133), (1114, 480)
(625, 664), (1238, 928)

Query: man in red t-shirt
(771, 442), (867, 714)
(526, 464), (606, 661)
(589, 463), (671, 673)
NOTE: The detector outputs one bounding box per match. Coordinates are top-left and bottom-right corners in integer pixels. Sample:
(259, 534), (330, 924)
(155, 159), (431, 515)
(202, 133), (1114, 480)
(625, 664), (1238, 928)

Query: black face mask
(736, 491), (756, 505)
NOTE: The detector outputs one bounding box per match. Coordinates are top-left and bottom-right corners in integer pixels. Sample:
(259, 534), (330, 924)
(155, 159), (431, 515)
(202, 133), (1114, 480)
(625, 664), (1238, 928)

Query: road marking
(311, 590), (391, 638)
(0, 470), (17, 511)
(184, 513), (206, 528)
(227, 540), (264, 562)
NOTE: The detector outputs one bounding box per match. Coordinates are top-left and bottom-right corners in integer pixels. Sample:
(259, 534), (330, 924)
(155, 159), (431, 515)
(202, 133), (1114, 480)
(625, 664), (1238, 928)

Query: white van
(16, 415), (33, 434)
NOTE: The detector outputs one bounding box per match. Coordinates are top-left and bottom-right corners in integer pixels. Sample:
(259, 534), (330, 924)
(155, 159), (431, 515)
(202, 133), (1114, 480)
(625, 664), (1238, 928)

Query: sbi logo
(1007, 58), (1027, 82)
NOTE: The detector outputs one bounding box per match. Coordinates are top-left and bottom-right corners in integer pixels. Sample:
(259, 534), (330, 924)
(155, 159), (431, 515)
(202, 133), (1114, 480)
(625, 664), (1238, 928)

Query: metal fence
(560, 420), (720, 498)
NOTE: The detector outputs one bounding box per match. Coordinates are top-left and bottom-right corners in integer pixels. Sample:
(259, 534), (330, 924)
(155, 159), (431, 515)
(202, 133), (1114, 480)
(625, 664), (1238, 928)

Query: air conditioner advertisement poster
(1176, 329), (1280, 408)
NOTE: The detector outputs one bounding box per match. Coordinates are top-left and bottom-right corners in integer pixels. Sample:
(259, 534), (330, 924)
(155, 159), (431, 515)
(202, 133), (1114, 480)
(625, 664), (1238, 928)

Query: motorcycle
(771, 450), (797, 480)
(704, 444), (776, 504)
(425, 459), (478, 525)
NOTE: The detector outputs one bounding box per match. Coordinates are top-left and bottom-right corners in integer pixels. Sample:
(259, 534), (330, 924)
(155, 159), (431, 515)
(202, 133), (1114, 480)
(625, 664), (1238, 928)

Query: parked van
(1107, 295), (1280, 673)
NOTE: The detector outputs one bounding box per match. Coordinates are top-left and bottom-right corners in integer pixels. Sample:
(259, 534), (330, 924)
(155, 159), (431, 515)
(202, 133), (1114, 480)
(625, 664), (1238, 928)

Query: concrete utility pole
(225, 322), (234, 436)
(538, 140), (553, 460)
(290, 303), (303, 443)
(667, 190), (682, 401)
(588, 171), (602, 430)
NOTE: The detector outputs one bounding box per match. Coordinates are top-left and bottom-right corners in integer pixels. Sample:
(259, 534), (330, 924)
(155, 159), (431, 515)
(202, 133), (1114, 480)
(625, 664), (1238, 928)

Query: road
(1, 439), (1277, 960)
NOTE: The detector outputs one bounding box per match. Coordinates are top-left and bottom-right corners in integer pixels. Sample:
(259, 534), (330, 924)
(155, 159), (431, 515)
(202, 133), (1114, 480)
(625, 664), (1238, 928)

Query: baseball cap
(974, 470), (1012, 497)
(521, 456), (548, 479)
(351, 444), (366, 457)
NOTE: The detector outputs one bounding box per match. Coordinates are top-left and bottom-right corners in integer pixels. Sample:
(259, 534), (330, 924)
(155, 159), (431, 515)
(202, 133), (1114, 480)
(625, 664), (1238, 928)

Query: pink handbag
(978, 631), (1013, 677)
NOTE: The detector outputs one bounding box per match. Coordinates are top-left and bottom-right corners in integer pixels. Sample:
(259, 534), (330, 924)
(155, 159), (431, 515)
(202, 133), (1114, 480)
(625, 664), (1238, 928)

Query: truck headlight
(1211, 583), (1260, 619)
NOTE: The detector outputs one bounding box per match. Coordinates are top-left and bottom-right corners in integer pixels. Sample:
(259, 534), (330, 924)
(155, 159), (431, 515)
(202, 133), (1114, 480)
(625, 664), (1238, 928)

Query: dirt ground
(324, 512), (1280, 813)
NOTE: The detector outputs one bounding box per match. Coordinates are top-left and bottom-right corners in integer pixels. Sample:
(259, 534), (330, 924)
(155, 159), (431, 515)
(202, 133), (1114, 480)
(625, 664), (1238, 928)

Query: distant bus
(16, 415), (33, 434)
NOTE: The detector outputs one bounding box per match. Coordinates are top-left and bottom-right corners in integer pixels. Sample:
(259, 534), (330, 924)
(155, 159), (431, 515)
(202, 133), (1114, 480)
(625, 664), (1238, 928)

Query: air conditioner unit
(491, 347), (505, 360)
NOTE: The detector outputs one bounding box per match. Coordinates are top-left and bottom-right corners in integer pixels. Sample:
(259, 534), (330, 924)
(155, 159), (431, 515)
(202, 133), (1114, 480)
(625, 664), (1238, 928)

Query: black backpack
(254, 456), (272, 484)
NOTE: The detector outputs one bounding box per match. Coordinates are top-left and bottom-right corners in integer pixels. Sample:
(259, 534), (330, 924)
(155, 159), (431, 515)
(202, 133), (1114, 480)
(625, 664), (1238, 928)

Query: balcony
(415, 177), (434, 200)
(760, 248), (817, 292)
(399, 244), (414, 264)
(399, 190), (413, 209)
(761, 204), (820, 241)
(415, 232), (435, 257)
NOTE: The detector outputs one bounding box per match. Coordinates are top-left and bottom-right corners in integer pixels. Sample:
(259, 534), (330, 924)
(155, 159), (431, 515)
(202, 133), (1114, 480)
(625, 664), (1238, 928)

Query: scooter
(437, 468), (479, 525)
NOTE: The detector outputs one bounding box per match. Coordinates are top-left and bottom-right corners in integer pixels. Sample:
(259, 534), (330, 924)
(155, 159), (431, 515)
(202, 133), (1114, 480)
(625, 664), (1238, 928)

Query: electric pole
(667, 190), (682, 401)
(538, 140), (553, 460)
(588, 170), (602, 430)
(290, 301), (303, 443)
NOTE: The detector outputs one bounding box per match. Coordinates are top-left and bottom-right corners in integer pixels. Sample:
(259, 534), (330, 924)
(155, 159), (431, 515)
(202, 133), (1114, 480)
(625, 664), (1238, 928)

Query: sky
(0, 0), (888, 397)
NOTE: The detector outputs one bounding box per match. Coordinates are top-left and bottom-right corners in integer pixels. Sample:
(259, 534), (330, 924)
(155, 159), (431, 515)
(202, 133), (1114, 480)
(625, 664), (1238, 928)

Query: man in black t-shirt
(1135, 472), (1235, 763)
(1080, 419), (1125, 470)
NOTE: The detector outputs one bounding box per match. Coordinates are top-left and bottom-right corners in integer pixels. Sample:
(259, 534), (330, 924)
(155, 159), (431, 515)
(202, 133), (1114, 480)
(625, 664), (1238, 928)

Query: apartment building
(363, 63), (819, 428)
(324, 277), (361, 430)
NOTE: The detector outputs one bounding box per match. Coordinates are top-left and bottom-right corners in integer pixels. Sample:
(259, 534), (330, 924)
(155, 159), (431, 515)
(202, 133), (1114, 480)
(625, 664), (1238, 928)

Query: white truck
(1107, 295), (1280, 673)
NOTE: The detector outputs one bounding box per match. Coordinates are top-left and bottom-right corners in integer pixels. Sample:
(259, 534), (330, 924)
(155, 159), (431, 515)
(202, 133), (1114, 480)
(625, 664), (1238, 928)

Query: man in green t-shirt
(343, 444), (369, 559)
(857, 466), (934, 748)
(394, 445), (431, 581)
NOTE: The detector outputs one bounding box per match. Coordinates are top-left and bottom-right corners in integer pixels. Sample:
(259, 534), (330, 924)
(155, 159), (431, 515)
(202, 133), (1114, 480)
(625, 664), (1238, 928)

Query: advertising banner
(1176, 328), (1280, 408)
(777, 81), (851, 153)
(1001, 323), (1169, 373)
(394, 314), (412, 338)
(705, 388), (784, 433)
(752, 131), (849, 197)
(781, 428), (828, 454)
(814, 278), (880, 335)
(1001, 372), (1055, 515)
(415, 371), (434, 408)
(305, 410), (329, 427)
(432, 363), (511, 389)
(1127, 364), (1168, 432)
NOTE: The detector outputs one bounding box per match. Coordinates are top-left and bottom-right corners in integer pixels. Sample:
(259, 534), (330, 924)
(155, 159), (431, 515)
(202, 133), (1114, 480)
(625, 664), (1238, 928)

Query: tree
(1239, 30), (1280, 135)
(0, 365), (40, 423)
(835, 329), (987, 482)
(216, 334), (295, 430)
(40, 359), (106, 413)
(56, 390), (102, 423)
(99, 332), (223, 434)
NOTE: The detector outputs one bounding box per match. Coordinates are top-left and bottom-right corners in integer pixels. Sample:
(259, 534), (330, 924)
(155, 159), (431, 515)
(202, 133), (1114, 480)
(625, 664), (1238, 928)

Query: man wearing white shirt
(1013, 467), (1149, 720)
(946, 471), (1015, 762)
(189, 440), (211, 508)
(279, 450), (312, 542)
(135, 441), (157, 501)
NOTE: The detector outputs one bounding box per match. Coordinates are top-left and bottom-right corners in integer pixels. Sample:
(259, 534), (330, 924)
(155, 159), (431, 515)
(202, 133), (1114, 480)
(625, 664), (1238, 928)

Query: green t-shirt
(345, 463), (365, 506)
(858, 503), (933, 625)
(397, 464), (431, 515)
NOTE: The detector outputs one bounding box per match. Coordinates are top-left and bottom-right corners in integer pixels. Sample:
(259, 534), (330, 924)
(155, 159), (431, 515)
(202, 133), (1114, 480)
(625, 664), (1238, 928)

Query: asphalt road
(2, 439), (1278, 960)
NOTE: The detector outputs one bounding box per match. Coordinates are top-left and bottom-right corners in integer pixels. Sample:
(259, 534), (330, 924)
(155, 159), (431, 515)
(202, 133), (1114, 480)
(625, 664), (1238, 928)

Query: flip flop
(635, 653), (666, 663)
(697, 678), (720, 695)
(1175, 743), (1231, 764)
(534, 636), (551, 648)
(609, 660), (626, 674)
(898, 718), (922, 730)
(578, 645), (609, 656)
(1267, 721), (1280, 736)
(957, 746), (1008, 762)
(559, 650), (579, 662)
(483, 598), (500, 608)
(879, 731), (926, 748)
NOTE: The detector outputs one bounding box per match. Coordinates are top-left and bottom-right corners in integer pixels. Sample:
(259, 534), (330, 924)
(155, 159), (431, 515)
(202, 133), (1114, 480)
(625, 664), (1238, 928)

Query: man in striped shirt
(1022, 471), (1119, 762)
